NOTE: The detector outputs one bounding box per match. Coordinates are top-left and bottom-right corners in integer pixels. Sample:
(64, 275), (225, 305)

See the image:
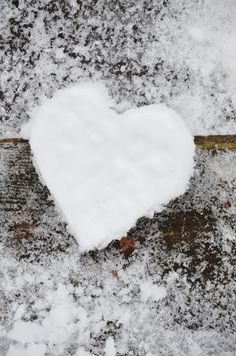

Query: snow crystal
(26, 82), (194, 251)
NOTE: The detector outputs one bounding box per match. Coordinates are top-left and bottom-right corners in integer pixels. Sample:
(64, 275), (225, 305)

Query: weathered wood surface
(0, 139), (235, 283)
(194, 135), (236, 150)
(0, 138), (28, 144)
(2, 135), (236, 149)
(0, 140), (75, 260)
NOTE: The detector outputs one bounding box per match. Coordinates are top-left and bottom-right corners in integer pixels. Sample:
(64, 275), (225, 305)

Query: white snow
(221, 33), (236, 80)
(75, 347), (95, 356)
(8, 320), (45, 344)
(188, 26), (205, 43)
(1, 2), (236, 355)
(140, 282), (167, 302)
(6, 343), (46, 356)
(26, 82), (194, 251)
(7, 283), (81, 353)
(104, 336), (116, 356)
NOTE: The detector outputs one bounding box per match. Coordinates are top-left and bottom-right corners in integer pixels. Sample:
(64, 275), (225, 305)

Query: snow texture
(140, 281), (167, 302)
(6, 343), (46, 356)
(104, 336), (117, 356)
(1, 0), (236, 136)
(1, 146), (235, 356)
(27, 83), (194, 250)
(0, 0), (236, 355)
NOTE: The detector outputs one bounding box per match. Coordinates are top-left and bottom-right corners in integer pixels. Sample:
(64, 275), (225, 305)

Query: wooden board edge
(194, 135), (236, 150)
(1, 135), (236, 150)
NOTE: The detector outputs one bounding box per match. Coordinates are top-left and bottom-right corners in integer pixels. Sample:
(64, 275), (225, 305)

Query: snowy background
(1, 0), (236, 136)
(0, 0), (236, 355)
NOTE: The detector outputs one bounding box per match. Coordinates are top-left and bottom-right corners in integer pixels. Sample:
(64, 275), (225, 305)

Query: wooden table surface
(0, 137), (235, 277)
(0, 137), (235, 337)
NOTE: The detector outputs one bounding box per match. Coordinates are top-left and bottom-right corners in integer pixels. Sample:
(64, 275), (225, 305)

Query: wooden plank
(0, 138), (235, 285)
(0, 140), (76, 259)
(1, 135), (236, 150)
(194, 135), (236, 150)
(0, 138), (28, 144)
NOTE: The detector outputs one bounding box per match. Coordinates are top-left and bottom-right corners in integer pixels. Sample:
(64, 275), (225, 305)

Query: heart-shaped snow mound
(27, 83), (195, 251)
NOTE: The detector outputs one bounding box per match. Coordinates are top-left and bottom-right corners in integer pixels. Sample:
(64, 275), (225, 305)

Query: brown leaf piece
(118, 235), (135, 258)
(111, 270), (118, 278)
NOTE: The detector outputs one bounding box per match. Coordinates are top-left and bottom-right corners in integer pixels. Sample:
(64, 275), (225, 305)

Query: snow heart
(27, 83), (195, 251)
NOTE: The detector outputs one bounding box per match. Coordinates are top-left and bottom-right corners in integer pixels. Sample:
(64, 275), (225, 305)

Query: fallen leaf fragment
(119, 235), (135, 257)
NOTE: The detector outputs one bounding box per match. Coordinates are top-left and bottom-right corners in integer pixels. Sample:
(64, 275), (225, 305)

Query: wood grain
(0, 138), (235, 284)
(194, 135), (236, 149)
(1, 135), (236, 149)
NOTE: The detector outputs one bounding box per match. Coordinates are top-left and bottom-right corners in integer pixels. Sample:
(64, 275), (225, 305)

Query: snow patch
(221, 33), (236, 80)
(188, 26), (205, 43)
(27, 82), (194, 251)
(104, 336), (116, 356)
(140, 282), (167, 302)
(8, 321), (45, 344)
(75, 347), (95, 356)
(6, 343), (46, 356)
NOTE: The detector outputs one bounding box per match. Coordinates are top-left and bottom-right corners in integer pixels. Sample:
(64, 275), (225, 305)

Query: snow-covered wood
(1, 138), (235, 354)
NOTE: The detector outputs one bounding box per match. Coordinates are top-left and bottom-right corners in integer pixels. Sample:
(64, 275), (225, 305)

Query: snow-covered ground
(0, 0), (236, 355)
(1, 0), (236, 136)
